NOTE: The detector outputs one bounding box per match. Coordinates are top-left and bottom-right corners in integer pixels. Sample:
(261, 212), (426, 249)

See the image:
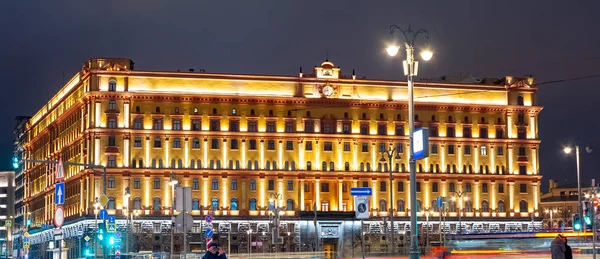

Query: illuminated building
(20, 58), (542, 255)
(0, 171), (15, 257)
(540, 179), (596, 229)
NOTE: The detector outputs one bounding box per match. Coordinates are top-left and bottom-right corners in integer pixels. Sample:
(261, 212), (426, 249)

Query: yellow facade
(22, 58), (542, 227)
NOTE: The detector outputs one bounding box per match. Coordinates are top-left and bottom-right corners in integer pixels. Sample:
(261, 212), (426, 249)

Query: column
(94, 137), (101, 165)
(94, 101), (101, 128)
(338, 179), (343, 211)
(474, 181), (480, 211)
(507, 112), (513, 138)
(184, 138), (189, 168)
(79, 179), (84, 213)
(491, 181), (497, 210)
(165, 138), (170, 168)
(123, 102), (130, 128)
(352, 179), (358, 211)
(145, 178), (150, 207)
(371, 179), (377, 211)
(203, 177), (209, 207)
(532, 182), (539, 211)
(508, 182), (515, 212)
(222, 177), (228, 209)
(441, 182), (448, 197)
(315, 179), (321, 211)
(300, 179), (305, 211)
(222, 138), (228, 168)
(123, 137), (130, 167)
(164, 177), (171, 208)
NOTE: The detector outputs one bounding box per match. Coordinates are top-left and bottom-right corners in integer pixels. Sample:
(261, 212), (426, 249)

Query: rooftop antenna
(325, 51), (329, 62)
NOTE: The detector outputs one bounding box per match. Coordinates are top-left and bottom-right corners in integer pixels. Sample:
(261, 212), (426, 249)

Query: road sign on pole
(56, 159), (65, 181)
(5, 220), (11, 227)
(55, 182), (65, 205)
(99, 194), (109, 207)
(205, 214), (213, 223)
(99, 209), (108, 220)
(355, 196), (370, 219)
(350, 187), (373, 196)
(205, 228), (213, 238)
(54, 206), (64, 228)
(108, 216), (115, 223)
(107, 223), (116, 233)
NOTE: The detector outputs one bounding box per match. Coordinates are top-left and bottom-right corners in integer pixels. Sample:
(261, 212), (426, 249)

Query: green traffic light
(584, 216), (592, 225)
(574, 222), (582, 231)
(97, 229), (104, 241)
(12, 156), (19, 169)
(109, 236), (115, 245)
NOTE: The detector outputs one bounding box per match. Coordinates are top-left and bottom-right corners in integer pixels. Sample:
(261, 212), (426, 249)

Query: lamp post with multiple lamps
(386, 24), (433, 259)
(93, 198), (102, 257)
(545, 208), (557, 229)
(168, 172), (178, 257)
(451, 191), (468, 235)
(563, 144), (592, 226)
(269, 193), (285, 253)
(379, 146), (401, 253)
(585, 187), (600, 259)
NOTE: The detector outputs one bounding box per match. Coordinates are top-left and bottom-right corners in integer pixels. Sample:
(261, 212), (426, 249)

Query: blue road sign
(77, 230), (84, 238)
(205, 215), (213, 223)
(85, 241), (89, 247)
(55, 182), (65, 205)
(205, 228), (213, 237)
(99, 209), (108, 220)
(350, 187), (373, 196)
(23, 237), (29, 243)
(108, 216), (115, 223)
(107, 223), (116, 232)
(436, 196), (443, 208)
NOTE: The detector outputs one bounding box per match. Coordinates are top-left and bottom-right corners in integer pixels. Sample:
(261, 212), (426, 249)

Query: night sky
(1, 1), (598, 191)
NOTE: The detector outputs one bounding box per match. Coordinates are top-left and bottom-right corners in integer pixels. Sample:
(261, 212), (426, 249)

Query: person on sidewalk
(551, 234), (565, 259)
(562, 237), (573, 259)
(203, 243), (227, 259)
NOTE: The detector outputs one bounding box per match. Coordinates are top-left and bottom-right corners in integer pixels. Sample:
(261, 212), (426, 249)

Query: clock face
(322, 85), (334, 97)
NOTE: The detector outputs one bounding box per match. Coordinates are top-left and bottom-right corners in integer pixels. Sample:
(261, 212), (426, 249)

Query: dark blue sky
(1, 1), (598, 191)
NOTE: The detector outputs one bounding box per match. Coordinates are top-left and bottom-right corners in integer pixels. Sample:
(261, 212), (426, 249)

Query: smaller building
(0, 171), (15, 257)
(540, 178), (596, 229)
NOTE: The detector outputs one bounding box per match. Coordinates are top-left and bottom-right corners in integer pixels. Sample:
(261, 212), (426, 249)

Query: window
(322, 122), (335, 134)
(172, 119), (182, 130)
(519, 146), (526, 156)
(517, 128), (526, 139)
(268, 180), (275, 190)
(107, 117), (117, 128)
(286, 141), (294, 150)
(464, 200), (473, 212)
(465, 183), (472, 192)
(496, 128), (505, 139)
(192, 138), (201, 149)
(211, 139), (219, 149)
(305, 141), (313, 151)
(377, 124), (387, 135)
(343, 142), (350, 152)
(230, 198), (238, 210)
(519, 165), (527, 175)
(193, 178), (199, 190)
(192, 120), (201, 131)
(497, 146), (504, 156)
(154, 137), (162, 148)
(463, 127), (472, 138)
(173, 138), (181, 148)
(108, 100), (117, 111)
(108, 177), (116, 188)
(107, 156), (116, 168)
(360, 124), (369, 135)
(230, 139), (239, 149)
(379, 200), (387, 212)
(212, 108), (217, 115)
(249, 140), (257, 150)
(447, 126), (455, 137)
(520, 184), (527, 193)
(267, 140), (275, 150)
(192, 198), (200, 210)
(285, 121), (295, 133)
(306, 162), (312, 171)
(449, 183), (455, 193)
(397, 182), (404, 192)
(108, 197), (116, 209)
(304, 183), (310, 192)
(397, 200), (405, 212)
(448, 145), (455, 155)
(379, 143), (386, 152)
(108, 80), (116, 91)
(304, 121), (314, 133)
(379, 181), (387, 192)
(324, 142), (333, 151)
(134, 137), (142, 147)
(464, 146), (471, 155)
(248, 121), (258, 132)
(249, 198), (257, 211)
(517, 95), (524, 106)
(133, 178), (141, 189)
(211, 198), (219, 210)
(211, 179), (219, 190)
(395, 125), (404, 136)
(498, 183), (504, 193)
(153, 119), (163, 130)
(480, 128), (488, 138)
(361, 143), (369, 152)
(287, 180), (294, 190)
(342, 123), (351, 134)
(266, 121), (276, 132)
(498, 200), (505, 212)
(287, 199), (294, 211)
(231, 179), (237, 190)
(108, 136), (116, 146)
(430, 126), (438, 137)
(519, 200), (528, 212)
(432, 182), (439, 192)
(153, 178), (161, 189)
(133, 118), (143, 129)
(133, 197), (141, 210)
(210, 120), (220, 131)
(321, 183), (329, 192)
(480, 145), (487, 155)
(249, 180), (257, 190)
(321, 201), (329, 211)
(431, 144), (438, 154)
(481, 200), (489, 212)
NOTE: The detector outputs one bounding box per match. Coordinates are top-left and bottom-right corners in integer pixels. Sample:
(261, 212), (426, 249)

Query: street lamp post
(247, 229), (252, 254)
(424, 207), (430, 248)
(452, 191), (468, 235)
(124, 187), (131, 255)
(168, 172), (178, 258)
(269, 193), (285, 253)
(564, 144), (592, 225)
(545, 208), (557, 229)
(386, 24), (433, 259)
(93, 199), (101, 257)
(585, 187), (600, 259)
(380, 146), (401, 253)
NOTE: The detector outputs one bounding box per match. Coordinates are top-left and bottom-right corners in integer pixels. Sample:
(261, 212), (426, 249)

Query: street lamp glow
(420, 50), (434, 61)
(564, 147), (572, 154)
(386, 45), (400, 57)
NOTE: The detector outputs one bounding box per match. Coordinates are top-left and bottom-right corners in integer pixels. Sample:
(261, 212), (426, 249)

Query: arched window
(152, 158), (157, 168)
(446, 164), (451, 173)
(465, 200), (473, 212)
(211, 198), (219, 210)
(306, 111), (311, 117)
(517, 95), (524, 105)
(232, 108), (237, 115)
(479, 165), (483, 174)
(250, 109), (255, 116)
(464, 116), (469, 123)
(485, 165), (489, 174)
(362, 113), (367, 119)
(379, 200), (387, 212)
(344, 112), (349, 119)
(495, 166), (500, 174)
(397, 200), (405, 212)
(254, 160), (259, 170)
(210, 160), (215, 169)
(228, 160), (233, 169)
(171, 159), (176, 169)
(216, 160), (221, 169)
(449, 201), (457, 212)
(153, 198), (161, 210)
(366, 163), (371, 172)
(395, 163), (400, 172)
(519, 200), (528, 212)
(192, 198), (200, 210)
(287, 199), (294, 211)
(291, 161), (296, 170)
(285, 161), (290, 170)
(429, 164), (434, 173)
(448, 116), (453, 122)
(431, 115), (436, 121)
(379, 113), (384, 120)
(249, 198), (257, 211)
(193, 107), (198, 114)
(481, 200), (489, 212)
(139, 158), (143, 168)
(401, 164), (406, 172)
(156, 107), (161, 113)
(418, 164), (423, 173)
(360, 163), (365, 172)
(307, 162), (312, 171)
(498, 200), (505, 212)
(135, 106), (141, 113)
(108, 197), (116, 210)
(266, 161), (271, 170)
(268, 110), (274, 116)
(236, 160), (240, 169)
(344, 162), (350, 172)
(174, 107), (180, 114)
(178, 159), (183, 169)
(322, 162), (327, 171)
(396, 114), (401, 121)
(231, 198), (238, 210)
(108, 79), (117, 91)
(416, 200), (422, 212)
(329, 162), (334, 171)
(212, 108), (217, 115)
(133, 197), (141, 210)
(435, 164), (440, 173)
(131, 159), (137, 168)
(158, 159), (163, 168)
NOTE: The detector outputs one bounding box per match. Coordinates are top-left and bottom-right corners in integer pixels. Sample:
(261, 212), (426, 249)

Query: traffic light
(26, 219), (32, 226)
(97, 222), (106, 241)
(12, 156), (19, 169)
(84, 248), (94, 257)
(573, 213), (582, 231)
